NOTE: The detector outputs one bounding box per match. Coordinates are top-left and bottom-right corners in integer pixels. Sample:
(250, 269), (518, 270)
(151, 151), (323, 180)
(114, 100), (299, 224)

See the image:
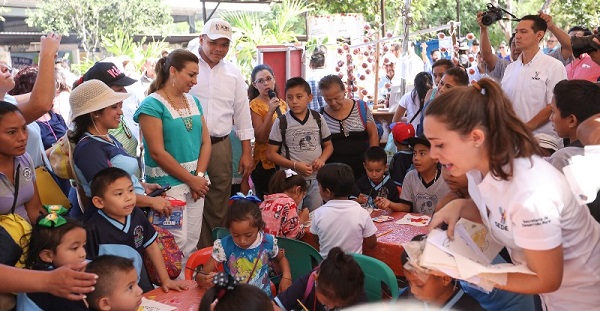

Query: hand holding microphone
(267, 89), (282, 116)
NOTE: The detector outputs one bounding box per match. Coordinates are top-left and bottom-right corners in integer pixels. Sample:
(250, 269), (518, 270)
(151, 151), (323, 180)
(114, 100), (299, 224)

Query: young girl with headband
(195, 195), (293, 297)
(260, 169), (309, 239)
(425, 78), (600, 310)
(17, 205), (89, 310)
(199, 272), (276, 311)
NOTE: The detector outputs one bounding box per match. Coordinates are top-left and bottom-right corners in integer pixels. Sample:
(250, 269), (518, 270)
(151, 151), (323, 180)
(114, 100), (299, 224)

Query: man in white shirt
(501, 15), (567, 138)
(189, 18), (255, 248)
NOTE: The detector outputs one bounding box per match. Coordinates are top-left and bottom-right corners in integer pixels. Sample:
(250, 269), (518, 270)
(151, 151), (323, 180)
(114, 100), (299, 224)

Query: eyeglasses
(0, 63), (14, 74)
(254, 76), (273, 85)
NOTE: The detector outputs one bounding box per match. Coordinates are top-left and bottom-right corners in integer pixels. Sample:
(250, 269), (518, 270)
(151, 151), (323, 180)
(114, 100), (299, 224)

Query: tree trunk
(492, 0), (513, 40)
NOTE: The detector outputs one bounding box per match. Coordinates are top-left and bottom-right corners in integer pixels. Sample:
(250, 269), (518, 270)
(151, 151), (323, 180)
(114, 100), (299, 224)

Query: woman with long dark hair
(425, 78), (600, 310)
(248, 64), (287, 199)
(392, 71), (432, 128)
(135, 49), (211, 263)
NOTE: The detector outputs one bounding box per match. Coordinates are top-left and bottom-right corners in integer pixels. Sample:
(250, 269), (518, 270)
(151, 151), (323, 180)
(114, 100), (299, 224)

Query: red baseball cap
(391, 122), (415, 145)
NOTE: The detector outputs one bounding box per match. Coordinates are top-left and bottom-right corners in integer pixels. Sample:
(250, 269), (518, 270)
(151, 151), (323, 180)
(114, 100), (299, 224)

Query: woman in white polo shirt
(424, 78), (600, 310)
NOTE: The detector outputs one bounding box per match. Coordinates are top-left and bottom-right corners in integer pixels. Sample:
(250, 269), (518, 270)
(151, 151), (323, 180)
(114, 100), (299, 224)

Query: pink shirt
(566, 54), (600, 82)
(260, 193), (304, 239)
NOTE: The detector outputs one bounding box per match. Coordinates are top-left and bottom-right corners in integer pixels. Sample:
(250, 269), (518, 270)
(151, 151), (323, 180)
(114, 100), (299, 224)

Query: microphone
(268, 89), (283, 116)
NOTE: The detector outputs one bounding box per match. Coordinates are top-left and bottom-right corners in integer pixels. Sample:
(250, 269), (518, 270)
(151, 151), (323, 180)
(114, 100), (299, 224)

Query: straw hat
(69, 79), (131, 121)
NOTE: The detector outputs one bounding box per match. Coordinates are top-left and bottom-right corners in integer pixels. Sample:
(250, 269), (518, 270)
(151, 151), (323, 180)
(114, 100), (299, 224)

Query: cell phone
(148, 184), (171, 197)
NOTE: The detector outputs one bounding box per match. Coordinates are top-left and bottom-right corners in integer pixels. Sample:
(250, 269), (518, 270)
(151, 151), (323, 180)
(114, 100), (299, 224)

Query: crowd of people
(1, 10), (600, 311)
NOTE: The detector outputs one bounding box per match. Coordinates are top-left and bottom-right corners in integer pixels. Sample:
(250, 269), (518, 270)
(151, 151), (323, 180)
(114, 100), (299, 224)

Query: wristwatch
(196, 171), (205, 177)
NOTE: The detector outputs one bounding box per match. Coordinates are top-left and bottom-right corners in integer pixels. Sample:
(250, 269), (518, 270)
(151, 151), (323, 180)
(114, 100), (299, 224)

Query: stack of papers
(403, 219), (535, 291)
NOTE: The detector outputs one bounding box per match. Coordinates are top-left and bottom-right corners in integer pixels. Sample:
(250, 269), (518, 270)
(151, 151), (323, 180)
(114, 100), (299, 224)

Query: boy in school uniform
(396, 135), (449, 214)
(311, 163), (377, 258)
(85, 167), (188, 292)
(266, 77), (334, 211)
(389, 122), (416, 190)
(85, 255), (144, 311)
(351, 146), (402, 211)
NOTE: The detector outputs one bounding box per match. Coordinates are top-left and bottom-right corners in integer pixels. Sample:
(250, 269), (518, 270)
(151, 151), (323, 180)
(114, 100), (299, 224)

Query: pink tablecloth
(143, 281), (204, 311)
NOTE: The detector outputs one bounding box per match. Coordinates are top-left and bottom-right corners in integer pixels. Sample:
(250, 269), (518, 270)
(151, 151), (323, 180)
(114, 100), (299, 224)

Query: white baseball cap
(202, 18), (232, 41)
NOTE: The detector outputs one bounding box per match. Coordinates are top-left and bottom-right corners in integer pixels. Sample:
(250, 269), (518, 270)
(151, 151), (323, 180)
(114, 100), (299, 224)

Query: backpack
(278, 109), (323, 160)
(0, 164), (32, 268)
(142, 225), (183, 285)
(47, 134), (77, 180)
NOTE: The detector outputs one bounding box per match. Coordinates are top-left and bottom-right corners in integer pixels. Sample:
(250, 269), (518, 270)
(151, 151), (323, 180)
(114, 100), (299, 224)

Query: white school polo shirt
(501, 49), (566, 138)
(467, 156), (600, 310)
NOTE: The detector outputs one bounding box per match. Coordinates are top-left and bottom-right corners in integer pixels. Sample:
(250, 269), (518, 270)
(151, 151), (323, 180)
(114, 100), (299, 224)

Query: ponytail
(148, 49), (199, 95)
(316, 247), (364, 306)
(425, 78), (541, 181)
(267, 170), (307, 195)
(148, 56), (168, 94)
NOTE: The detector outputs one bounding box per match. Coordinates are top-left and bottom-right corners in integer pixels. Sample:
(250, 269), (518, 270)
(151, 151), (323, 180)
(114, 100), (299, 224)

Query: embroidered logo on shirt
(133, 225), (144, 248)
(494, 206), (508, 231)
(531, 71), (541, 80)
(22, 167), (32, 181)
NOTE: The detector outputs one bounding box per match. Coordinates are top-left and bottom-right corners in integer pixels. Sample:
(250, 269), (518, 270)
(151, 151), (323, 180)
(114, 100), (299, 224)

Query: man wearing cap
(189, 18), (254, 248)
(76, 61), (140, 159)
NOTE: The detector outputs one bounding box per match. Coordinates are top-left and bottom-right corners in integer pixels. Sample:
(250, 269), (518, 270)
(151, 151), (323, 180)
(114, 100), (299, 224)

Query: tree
(224, 0), (313, 77)
(26, 0), (172, 58)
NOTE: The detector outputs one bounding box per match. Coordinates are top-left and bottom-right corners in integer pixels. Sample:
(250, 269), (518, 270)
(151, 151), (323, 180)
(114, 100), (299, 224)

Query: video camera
(571, 27), (600, 58)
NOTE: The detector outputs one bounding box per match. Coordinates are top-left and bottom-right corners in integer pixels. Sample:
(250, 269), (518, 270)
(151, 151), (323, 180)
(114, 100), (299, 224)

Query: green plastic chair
(211, 227), (230, 241)
(277, 237), (323, 281)
(350, 253), (399, 302)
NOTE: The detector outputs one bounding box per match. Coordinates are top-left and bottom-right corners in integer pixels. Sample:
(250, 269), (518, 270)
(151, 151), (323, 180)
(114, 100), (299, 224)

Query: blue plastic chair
(350, 253), (399, 302)
(277, 237), (323, 281)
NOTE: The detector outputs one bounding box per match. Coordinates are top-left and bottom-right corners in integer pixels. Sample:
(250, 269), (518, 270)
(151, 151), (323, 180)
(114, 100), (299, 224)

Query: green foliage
(310, 0), (599, 50)
(102, 29), (168, 72)
(224, 0), (313, 77)
(550, 0), (599, 29)
(70, 56), (100, 76)
(27, 0), (173, 57)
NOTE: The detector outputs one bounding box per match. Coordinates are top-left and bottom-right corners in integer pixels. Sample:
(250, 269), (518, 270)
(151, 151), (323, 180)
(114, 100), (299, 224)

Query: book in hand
(149, 209), (183, 228)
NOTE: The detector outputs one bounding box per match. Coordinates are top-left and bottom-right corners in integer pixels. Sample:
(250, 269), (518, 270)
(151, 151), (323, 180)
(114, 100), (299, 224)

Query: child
(351, 146), (402, 211)
(199, 272), (275, 311)
(85, 167), (188, 293)
(397, 135), (449, 215)
(548, 80), (600, 171)
(435, 166), (469, 212)
(389, 122), (416, 190)
(260, 169), (309, 239)
(274, 247), (368, 311)
(400, 235), (484, 310)
(266, 77), (334, 212)
(195, 197), (292, 297)
(85, 255), (143, 311)
(312, 163), (377, 258)
(17, 206), (89, 310)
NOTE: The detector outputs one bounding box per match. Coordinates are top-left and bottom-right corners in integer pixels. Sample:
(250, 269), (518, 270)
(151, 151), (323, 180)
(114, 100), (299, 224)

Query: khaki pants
(198, 137), (232, 248)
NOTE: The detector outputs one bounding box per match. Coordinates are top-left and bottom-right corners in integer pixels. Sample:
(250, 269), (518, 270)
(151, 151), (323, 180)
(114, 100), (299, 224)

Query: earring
(172, 78), (175, 87)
